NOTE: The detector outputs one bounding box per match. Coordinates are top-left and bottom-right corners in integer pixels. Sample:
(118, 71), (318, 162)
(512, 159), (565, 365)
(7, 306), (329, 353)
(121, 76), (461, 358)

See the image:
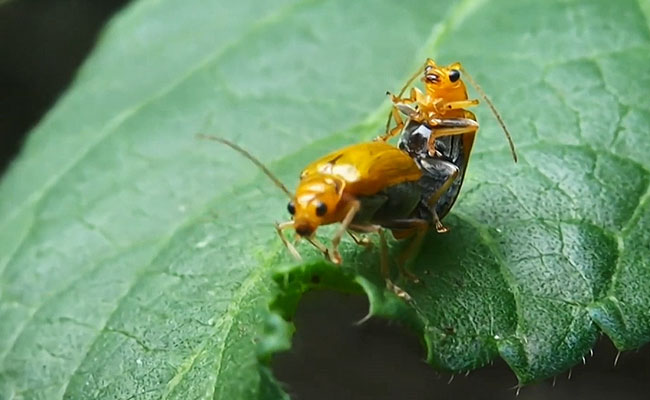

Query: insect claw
(329, 249), (342, 265)
(359, 238), (373, 247)
(435, 220), (449, 233)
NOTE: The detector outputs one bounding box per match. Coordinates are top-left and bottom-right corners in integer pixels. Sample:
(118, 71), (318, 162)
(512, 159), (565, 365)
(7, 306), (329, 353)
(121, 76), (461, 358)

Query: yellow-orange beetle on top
(376, 58), (518, 232)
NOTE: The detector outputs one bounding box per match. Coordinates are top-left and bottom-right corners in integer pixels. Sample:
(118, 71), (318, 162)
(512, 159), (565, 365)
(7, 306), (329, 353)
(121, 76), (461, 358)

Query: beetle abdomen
(353, 181), (422, 226)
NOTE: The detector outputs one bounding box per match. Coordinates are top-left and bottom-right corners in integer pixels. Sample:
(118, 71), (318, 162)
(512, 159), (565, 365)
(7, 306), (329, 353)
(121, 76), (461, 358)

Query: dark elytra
(398, 120), (467, 221)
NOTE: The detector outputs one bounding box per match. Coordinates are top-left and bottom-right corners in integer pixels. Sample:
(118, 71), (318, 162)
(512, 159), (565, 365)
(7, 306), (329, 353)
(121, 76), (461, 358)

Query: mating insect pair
(200, 138), (428, 294)
(377, 58), (518, 233)
(201, 58), (517, 295)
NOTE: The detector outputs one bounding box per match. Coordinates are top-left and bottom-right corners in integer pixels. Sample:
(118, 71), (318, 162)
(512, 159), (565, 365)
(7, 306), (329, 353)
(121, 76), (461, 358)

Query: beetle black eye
(448, 69), (460, 82)
(287, 202), (295, 215)
(315, 202), (327, 217)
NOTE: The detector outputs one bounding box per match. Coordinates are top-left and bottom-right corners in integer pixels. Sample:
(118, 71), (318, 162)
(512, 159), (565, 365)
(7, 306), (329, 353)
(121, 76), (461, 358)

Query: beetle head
(422, 59), (464, 92)
(287, 175), (345, 237)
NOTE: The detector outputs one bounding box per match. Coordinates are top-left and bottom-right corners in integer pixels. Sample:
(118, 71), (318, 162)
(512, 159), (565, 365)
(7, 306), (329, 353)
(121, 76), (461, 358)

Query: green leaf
(1, 0), (649, 398)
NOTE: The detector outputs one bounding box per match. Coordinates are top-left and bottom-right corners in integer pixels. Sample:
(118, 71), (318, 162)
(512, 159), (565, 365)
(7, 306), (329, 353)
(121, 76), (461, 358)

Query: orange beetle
(200, 136), (435, 295)
(377, 58), (518, 232)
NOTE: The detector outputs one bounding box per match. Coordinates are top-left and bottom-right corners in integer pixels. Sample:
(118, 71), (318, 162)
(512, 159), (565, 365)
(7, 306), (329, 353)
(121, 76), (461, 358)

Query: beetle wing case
(301, 142), (422, 196)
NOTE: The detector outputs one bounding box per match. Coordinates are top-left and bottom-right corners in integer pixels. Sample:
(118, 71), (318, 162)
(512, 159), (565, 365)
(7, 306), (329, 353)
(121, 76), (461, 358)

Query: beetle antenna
(197, 134), (293, 199)
(460, 67), (518, 163)
(384, 62), (426, 134)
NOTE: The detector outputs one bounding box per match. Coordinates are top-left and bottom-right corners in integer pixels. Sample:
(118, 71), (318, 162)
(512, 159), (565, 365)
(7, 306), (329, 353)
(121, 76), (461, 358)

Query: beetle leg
(396, 220), (429, 282)
(393, 88), (424, 114)
(441, 99), (480, 111)
(383, 64), (425, 135)
(347, 223), (413, 299)
(275, 221), (301, 261)
(380, 88), (425, 140)
(347, 230), (373, 248)
(346, 223), (384, 248)
(381, 86), (424, 140)
(329, 200), (361, 265)
(378, 228), (391, 290)
(349, 223), (381, 233)
(432, 210), (449, 234)
(425, 118), (478, 157)
(378, 228), (390, 280)
(379, 218), (430, 282)
(378, 228), (412, 301)
(378, 104), (411, 142)
(389, 106), (408, 140)
(413, 87), (428, 104)
(427, 124), (478, 140)
(426, 117), (478, 139)
(305, 236), (331, 259)
(422, 160), (460, 233)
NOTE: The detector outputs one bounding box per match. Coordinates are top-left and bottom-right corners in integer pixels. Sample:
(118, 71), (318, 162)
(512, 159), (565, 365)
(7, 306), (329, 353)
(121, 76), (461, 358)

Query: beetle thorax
(424, 79), (467, 102)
